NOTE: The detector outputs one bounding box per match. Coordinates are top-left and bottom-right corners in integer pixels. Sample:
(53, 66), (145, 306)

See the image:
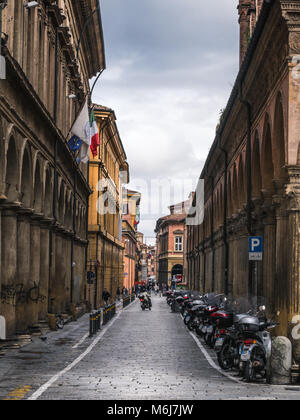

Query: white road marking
(28, 299), (137, 400)
(72, 333), (89, 349)
(188, 330), (244, 385)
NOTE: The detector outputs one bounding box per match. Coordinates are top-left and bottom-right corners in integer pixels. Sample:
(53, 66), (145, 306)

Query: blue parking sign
(249, 237), (263, 261)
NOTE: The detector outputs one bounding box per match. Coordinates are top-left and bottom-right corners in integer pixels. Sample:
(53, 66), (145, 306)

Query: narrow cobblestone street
(0, 296), (299, 401)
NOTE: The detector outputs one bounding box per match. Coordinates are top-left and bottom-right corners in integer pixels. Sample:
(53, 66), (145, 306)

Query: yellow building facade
(87, 105), (129, 308)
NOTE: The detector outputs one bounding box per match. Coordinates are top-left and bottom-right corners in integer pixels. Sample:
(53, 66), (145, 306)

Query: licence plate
(215, 338), (224, 348)
(201, 326), (207, 333)
(185, 316), (190, 322)
(241, 347), (251, 361)
(207, 326), (213, 334)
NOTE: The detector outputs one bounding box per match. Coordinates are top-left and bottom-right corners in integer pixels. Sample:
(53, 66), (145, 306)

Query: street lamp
(24, 1), (39, 9)
(0, 0), (7, 79)
(0, 0), (7, 56)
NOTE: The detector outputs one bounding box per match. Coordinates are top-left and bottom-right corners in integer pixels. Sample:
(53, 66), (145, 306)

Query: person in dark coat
(102, 289), (111, 305)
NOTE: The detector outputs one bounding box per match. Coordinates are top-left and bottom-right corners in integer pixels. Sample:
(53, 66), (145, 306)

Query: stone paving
(0, 296), (300, 400)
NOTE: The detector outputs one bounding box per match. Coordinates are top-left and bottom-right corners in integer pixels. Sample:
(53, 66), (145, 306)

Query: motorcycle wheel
(244, 361), (255, 383)
(195, 327), (201, 337)
(142, 307), (145, 311)
(187, 320), (194, 331)
(204, 333), (212, 347)
(217, 343), (234, 370)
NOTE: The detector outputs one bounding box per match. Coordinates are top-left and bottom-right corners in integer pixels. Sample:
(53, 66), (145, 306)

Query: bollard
(89, 312), (94, 336)
(97, 310), (101, 331)
(269, 336), (292, 385)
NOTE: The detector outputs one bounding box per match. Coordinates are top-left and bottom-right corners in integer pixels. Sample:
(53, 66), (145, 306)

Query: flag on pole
(68, 135), (83, 152)
(71, 100), (89, 142)
(70, 99), (90, 164)
(89, 110), (100, 158)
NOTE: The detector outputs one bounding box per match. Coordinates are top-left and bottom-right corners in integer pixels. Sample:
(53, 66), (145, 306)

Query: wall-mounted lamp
(67, 94), (77, 100)
(24, 1), (39, 9)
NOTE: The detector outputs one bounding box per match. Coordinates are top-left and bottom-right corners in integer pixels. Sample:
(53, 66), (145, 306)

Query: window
(175, 236), (183, 252)
(122, 204), (128, 215)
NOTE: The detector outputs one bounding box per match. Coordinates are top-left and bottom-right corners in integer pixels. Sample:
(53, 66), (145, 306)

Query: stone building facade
(0, 0), (105, 336)
(155, 200), (189, 288)
(87, 105), (129, 308)
(186, 0), (300, 350)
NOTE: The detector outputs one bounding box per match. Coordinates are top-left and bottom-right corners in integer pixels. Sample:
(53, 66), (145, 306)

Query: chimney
(238, 0), (255, 67)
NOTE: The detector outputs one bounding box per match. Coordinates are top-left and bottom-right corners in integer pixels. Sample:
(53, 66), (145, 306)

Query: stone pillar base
(270, 336), (292, 385)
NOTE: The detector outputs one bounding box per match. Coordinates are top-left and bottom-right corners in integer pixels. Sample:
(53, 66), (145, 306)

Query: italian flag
(89, 110), (99, 158)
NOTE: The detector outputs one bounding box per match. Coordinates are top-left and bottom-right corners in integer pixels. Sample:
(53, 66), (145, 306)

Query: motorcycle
(216, 313), (252, 372)
(139, 296), (151, 311)
(186, 301), (205, 331)
(211, 309), (234, 353)
(238, 307), (278, 383)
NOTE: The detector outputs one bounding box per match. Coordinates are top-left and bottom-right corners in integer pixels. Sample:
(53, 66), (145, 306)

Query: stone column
(39, 219), (51, 320)
(285, 168), (300, 362)
(29, 216), (41, 326)
(1, 209), (17, 336)
(16, 211), (31, 332)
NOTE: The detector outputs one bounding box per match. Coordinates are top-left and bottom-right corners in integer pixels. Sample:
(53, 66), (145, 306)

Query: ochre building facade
(87, 105), (129, 308)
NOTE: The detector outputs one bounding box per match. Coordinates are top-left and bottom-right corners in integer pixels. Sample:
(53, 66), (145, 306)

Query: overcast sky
(92, 0), (239, 244)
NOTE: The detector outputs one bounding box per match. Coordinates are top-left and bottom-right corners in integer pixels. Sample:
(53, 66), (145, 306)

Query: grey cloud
(94, 0), (239, 238)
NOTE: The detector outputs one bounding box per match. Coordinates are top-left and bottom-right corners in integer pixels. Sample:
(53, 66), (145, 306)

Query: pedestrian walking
(116, 287), (121, 301)
(102, 289), (111, 306)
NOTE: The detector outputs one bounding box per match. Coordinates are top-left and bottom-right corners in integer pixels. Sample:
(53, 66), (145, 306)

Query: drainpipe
(239, 80), (254, 300)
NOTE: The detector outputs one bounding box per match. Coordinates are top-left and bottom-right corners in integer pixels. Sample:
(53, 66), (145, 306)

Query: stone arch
(252, 131), (262, 199)
(0, 116), (6, 192)
(76, 201), (80, 234)
(44, 164), (52, 218)
(5, 136), (19, 202)
(33, 156), (43, 213)
(64, 190), (72, 229)
(227, 170), (233, 216)
(217, 185), (223, 227)
(232, 163), (238, 214)
(238, 155), (246, 210)
(58, 181), (65, 224)
(261, 114), (275, 192)
(20, 143), (32, 208)
(273, 93), (286, 181)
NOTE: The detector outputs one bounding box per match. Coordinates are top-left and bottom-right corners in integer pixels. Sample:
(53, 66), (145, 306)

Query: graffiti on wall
(0, 283), (46, 306)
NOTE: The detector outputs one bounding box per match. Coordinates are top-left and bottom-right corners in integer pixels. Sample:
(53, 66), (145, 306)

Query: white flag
(71, 100), (89, 145)
(79, 121), (92, 163)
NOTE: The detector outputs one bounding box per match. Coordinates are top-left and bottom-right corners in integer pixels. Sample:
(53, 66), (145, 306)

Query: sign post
(249, 236), (263, 261)
(249, 237), (263, 308)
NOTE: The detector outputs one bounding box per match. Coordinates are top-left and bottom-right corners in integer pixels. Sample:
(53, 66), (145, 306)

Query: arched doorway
(171, 264), (183, 283)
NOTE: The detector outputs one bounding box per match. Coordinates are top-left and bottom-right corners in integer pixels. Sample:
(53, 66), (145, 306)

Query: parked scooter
(238, 307), (278, 382)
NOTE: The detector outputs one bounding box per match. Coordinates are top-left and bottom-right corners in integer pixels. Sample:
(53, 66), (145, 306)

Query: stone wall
(186, 0), (300, 343)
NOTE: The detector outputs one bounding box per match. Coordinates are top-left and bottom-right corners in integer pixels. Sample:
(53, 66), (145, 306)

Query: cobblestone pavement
(0, 296), (300, 400)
